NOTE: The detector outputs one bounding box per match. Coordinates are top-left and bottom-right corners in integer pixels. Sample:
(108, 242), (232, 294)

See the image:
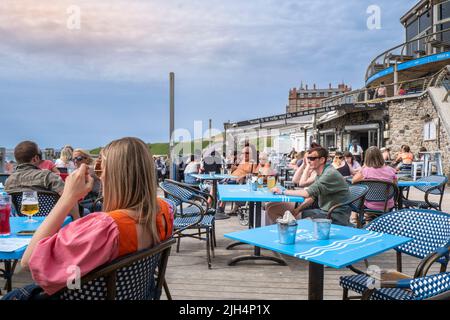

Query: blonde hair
(102, 137), (160, 244)
(364, 146), (385, 169)
(60, 147), (73, 163)
(73, 149), (93, 165)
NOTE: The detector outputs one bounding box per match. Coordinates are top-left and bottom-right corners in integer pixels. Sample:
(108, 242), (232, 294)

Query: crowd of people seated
(3, 137), (175, 300)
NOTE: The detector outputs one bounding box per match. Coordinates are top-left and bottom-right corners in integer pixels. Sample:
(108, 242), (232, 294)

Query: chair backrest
(9, 191), (60, 217)
(410, 272), (450, 300)
(159, 180), (195, 207)
(415, 175), (448, 195)
(347, 185), (369, 211)
(366, 209), (450, 264)
(355, 179), (398, 212)
(56, 238), (176, 300)
(57, 167), (68, 174)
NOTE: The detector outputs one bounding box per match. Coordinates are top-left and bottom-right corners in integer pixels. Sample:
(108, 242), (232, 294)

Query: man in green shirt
(271, 147), (351, 226)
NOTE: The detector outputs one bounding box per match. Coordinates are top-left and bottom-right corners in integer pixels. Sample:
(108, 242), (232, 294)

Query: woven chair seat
(174, 214), (215, 228)
(181, 206), (215, 217)
(339, 274), (414, 300)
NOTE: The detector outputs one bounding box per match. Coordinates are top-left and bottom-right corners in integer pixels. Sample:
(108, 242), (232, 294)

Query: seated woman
(254, 152), (276, 176)
(55, 146), (76, 172)
(332, 151), (352, 177)
(343, 151), (361, 176)
(352, 146), (397, 223)
(395, 145), (414, 170)
(15, 137), (174, 297)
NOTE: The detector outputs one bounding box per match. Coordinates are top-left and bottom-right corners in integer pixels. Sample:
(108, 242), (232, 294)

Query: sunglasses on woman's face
(335, 156), (344, 159)
(94, 158), (102, 178)
(74, 156), (86, 162)
(307, 156), (319, 161)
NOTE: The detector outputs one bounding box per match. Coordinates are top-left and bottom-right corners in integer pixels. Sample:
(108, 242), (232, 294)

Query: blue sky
(0, 0), (417, 149)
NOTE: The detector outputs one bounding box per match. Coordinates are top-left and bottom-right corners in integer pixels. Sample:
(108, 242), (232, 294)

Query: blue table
(191, 174), (238, 220)
(225, 219), (411, 300)
(397, 180), (439, 208)
(218, 184), (305, 266)
(0, 216), (72, 291)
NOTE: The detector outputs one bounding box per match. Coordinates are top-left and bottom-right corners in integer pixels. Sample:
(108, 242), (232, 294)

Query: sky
(0, 0), (418, 149)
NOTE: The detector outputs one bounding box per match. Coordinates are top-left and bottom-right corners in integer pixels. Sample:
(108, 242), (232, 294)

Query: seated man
(5, 141), (80, 220)
(269, 147), (351, 226)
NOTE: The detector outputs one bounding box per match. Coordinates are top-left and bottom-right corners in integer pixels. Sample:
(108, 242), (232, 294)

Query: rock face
(387, 94), (450, 176)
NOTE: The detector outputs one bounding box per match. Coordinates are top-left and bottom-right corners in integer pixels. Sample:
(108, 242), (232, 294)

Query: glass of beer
(267, 176), (276, 189)
(21, 191), (39, 223)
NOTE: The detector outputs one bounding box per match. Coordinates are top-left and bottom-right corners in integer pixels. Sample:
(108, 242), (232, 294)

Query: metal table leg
(214, 179), (230, 220)
(226, 202), (254, 250)
(228, 202), (287, 266)
(308, 262), (324, 300)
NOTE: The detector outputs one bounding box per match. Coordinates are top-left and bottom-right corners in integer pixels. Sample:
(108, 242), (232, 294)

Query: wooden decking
(1, 188), (447, 300)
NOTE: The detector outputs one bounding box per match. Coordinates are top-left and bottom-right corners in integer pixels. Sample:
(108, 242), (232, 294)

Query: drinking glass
(0, 195), (11, 236)
(267, 176), (276, 189)
(21, 191), (39, 223)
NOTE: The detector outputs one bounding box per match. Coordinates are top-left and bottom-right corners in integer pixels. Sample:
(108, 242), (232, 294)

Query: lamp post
(169, 72), (175, 180)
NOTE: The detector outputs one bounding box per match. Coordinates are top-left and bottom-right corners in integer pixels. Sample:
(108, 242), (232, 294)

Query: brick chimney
(329, 83), (332, 89)
(313, 83), (316, 90)
(305, 84), (308, 90)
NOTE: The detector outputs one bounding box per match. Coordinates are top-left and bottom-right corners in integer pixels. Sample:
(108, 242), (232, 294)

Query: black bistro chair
(55, 238), (176, 300)
(353, 179), (399, 224)
(340, 209), (450, 300)
(159, 179), (215, 268)
(327, 185), (369, 228)
(402, 175), (448, 211)
(9, 191), (60, 217)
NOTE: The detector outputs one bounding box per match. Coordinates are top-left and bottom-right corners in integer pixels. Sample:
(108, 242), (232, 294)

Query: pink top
(38, 160), (56, 171)
(361, 166), (397, 211)
(28, 212), (120, 295)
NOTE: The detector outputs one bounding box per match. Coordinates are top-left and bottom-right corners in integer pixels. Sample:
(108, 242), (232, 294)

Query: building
(286, 82), (351, 113)
(317, 0), (450, 175)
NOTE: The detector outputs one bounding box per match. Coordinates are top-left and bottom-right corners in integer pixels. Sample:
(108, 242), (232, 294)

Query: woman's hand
(271, 187), (282, 195)
(62, 164), (94, 202)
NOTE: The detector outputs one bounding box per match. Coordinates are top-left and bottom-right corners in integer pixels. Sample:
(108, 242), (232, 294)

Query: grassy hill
(90, 141), (211, 156)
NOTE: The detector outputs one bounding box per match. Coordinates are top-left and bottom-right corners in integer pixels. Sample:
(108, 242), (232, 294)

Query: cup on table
(277, 221), (298, 245)
(267, 176), (276, 189)
(0, 194), (11, 236)
(313, 219), (332, 240)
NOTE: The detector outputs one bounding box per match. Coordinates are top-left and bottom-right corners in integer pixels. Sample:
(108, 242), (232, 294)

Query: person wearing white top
(349, 140), (364, 164)
(184, 155), (200, 184)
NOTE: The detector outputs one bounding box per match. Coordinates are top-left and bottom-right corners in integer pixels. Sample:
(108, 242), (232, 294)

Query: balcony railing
(322, 66), (450, 108)
(366, 25), (450, 82)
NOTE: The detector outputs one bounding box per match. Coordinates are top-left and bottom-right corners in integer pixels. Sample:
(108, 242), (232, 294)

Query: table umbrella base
(228, 254), (287, 266)
(215, 212), (231, 220)
(226, 241), (252, 250)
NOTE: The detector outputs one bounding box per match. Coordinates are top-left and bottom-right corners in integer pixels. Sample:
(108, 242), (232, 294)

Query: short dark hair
(308, 147), (329, 160)
(343, 151), (353, 158)
(403, 145), (411, 152)
(14, 141), (39, 164)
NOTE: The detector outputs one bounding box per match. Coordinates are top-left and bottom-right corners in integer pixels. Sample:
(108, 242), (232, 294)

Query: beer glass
(21, 191), (39, 223)
(267, 176), (276, 189)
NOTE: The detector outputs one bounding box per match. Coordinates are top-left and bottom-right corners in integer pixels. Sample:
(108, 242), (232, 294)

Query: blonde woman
(18, 137), (174, 296)
(72, 149), (101, 197)
(55, 146), (76, 172)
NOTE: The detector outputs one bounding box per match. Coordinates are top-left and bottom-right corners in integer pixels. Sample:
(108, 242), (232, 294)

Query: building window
(324, 92), (328, 97)
(308, 93), (312, 98)
(419, 10), (431, 33)
(424, 120), (437, 141)
(439, 1), (450, 21)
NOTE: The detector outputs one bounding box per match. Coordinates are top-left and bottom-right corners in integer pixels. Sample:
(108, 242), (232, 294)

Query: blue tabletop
(397, 180), (439, 187)
(191, 174), (238, 180)
(0, 216), (72, 260)
(218, 184), (305, 203)
(225, 219), (411, 269)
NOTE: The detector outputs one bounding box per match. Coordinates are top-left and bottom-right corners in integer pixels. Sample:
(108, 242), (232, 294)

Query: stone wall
(386, 94), (450, 176)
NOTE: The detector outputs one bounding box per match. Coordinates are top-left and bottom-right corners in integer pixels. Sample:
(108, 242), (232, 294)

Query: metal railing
(322, 66), (450, 108)
(366, 25), (450, 81)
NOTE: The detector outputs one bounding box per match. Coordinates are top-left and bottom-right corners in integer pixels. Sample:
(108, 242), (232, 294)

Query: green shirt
(5, 163), (65, 195)
(306, 165), (350, 213)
